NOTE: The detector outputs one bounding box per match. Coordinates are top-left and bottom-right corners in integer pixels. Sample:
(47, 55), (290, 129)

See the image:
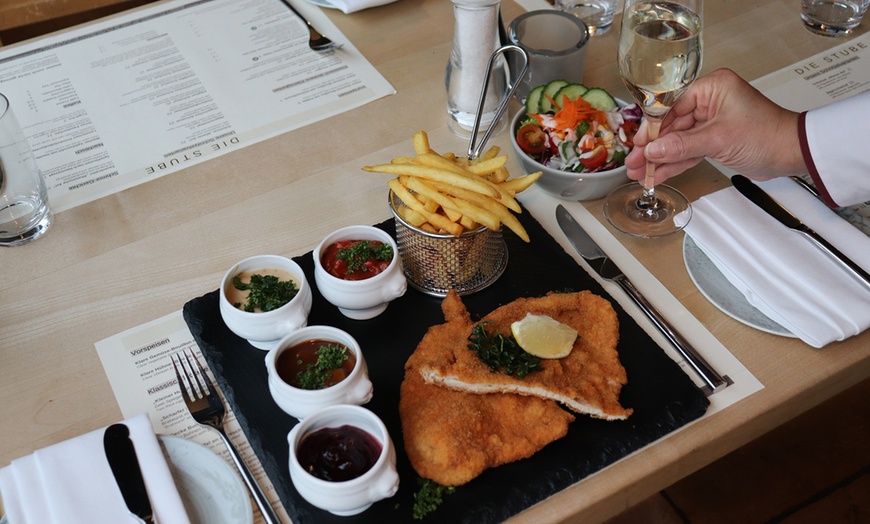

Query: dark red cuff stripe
(798, 111), (839, 208)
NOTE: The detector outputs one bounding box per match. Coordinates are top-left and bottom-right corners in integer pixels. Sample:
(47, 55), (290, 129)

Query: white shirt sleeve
(802, 90), (870, 207)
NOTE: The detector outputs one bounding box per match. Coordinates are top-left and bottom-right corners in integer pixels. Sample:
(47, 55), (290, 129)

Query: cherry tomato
(579, 145), (608, 170)
(619, 121), (639, 148)
(516, 124), (548, 155)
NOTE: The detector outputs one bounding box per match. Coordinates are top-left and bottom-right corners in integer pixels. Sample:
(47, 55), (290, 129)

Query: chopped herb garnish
(468, 321), (541, 378)
(233, 274), (298, 312)
(337, 240), (393, 275)
(412, 478), (456, 520)
(293, 344), (349, 390)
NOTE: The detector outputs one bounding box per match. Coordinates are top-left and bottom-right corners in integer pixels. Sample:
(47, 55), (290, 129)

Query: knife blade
(732, 174), (870, 291)
(555, 204), (728, 395)
(103, 423), (154, 524)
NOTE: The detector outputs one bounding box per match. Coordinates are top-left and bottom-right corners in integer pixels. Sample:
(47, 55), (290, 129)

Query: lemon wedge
(510, 313), (578, 359)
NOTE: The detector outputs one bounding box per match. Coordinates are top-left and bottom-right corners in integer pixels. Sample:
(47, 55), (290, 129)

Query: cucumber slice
(525, 85), (546, 114)
(582, 87), (618, 111)
(552, 83), (589, 106)
(539, 80), (570, 114)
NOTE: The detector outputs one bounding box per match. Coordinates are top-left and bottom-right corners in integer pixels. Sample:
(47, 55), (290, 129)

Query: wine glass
(603, 0), (702, 238)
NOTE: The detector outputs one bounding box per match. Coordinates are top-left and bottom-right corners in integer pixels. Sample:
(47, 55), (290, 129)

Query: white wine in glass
(603, 0), (702, 237)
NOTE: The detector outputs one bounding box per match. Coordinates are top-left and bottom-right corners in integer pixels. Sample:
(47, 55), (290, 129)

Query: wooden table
(1, 0), (868, 522)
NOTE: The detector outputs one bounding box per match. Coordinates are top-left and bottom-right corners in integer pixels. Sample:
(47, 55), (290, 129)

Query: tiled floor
(605, 377), (870, 524)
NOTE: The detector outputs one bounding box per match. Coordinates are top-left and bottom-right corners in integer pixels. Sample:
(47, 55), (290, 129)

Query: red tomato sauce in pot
(321, 240), (393, 281)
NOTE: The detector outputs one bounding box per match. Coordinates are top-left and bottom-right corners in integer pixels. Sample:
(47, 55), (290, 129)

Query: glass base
(0, 208), (52, 247)
(447, 109), (507, 140)
(556, 1), (615, 35)
(602, 183), (692, 238)
(800, 2), (862, 37)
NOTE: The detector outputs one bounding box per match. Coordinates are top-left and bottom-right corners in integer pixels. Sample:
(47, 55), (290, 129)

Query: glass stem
(640, 118), (662, 209)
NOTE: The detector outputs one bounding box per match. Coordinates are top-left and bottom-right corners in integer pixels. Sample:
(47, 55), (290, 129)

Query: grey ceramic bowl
(509, 109), (630, 201)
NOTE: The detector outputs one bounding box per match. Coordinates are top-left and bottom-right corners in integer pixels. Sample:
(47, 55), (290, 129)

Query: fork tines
(172, 348), (210, 402)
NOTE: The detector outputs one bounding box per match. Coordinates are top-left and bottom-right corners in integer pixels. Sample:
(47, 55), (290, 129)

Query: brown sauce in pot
(276, 339), (356, 390)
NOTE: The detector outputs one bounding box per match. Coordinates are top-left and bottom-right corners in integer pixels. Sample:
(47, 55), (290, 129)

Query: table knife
(732, 174), (870, 291)
(103, 423), (154, 524)
(555, 205), (728, 395)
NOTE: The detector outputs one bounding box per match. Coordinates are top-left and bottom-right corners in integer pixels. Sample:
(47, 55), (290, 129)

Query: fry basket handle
(467, 44), (529, 160)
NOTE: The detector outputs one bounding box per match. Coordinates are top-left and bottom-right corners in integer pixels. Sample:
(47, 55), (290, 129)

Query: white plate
(160, 435), (253, 524)
(683, 235), (795, 338)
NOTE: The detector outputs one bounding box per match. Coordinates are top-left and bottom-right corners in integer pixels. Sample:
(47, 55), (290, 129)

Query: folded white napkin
(678, 177), (870, 348)
(0, 413), (189, 524)
(304, 0), (398, 14)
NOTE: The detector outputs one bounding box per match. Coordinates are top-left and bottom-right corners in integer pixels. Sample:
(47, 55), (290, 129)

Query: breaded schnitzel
(421, 290), (632, 421)
(400, 292), (575, 486)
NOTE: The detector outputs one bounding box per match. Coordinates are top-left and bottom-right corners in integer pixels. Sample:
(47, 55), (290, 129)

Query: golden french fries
(364, 130), (541, 242)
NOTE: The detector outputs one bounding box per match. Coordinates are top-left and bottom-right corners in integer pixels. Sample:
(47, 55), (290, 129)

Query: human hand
(624, 68), (804, 185)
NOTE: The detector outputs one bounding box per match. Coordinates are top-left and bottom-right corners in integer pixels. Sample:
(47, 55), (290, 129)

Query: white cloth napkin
(304, 0), (397, 14)
(678, 177), (870, 348)
(0, 413), (189, 524)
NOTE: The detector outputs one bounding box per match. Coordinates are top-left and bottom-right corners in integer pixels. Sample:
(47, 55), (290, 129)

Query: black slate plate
(182, 208), (709, 523)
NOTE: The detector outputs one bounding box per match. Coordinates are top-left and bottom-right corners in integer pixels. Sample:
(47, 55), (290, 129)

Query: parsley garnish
(337, 241), (393, 275)
(468, 321), (541, 378)
(293, 344), (349, 390)
(412, 478), (456, 520)
(232, 274), (298, 312)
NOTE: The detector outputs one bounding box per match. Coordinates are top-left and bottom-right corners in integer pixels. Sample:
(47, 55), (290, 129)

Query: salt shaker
(445, 0), (508, 137)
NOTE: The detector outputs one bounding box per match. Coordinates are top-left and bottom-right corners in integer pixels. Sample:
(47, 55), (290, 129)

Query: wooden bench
(0, 0), (157, 45)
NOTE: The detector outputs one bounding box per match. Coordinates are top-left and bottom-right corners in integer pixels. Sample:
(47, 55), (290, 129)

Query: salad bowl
(509, 85), (640, 201)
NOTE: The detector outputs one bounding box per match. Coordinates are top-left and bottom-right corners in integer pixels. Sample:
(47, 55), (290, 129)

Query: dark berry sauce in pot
(297, 425), (382, 482)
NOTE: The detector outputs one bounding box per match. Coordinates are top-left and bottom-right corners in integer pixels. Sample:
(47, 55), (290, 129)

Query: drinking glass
(0, 93), (52, 246)
(603, 0), (702, 238)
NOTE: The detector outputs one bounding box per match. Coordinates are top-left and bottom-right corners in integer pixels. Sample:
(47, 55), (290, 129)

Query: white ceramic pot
(313, 225), (406, 320)
(218, 255), (313, 350)
(287, 405), (399, 516)
(265, 326), (373, 420)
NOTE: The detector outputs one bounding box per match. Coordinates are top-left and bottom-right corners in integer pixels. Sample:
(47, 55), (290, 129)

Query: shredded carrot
(551, 95), (608, 130)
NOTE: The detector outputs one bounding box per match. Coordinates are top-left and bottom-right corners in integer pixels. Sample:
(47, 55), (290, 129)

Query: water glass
(555, 0), (619, 35)
(0, 93), (52, 246)
(507, 10), (590, 104)
(801, 0), (870, 36)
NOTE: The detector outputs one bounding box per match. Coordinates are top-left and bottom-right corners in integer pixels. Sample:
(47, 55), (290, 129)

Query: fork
(278, 0), (343, 52)
(172, 350), (281, 524)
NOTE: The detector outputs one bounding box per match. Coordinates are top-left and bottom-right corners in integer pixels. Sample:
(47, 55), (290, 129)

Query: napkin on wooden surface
(678, 177), (870, 348)
(305, 0), (398, 14)
(0, 413), (189, 524)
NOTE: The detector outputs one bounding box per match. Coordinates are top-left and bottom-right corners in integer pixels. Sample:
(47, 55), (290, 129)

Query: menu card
(0, 0), (394, 213)
(751, 32), (870, 235)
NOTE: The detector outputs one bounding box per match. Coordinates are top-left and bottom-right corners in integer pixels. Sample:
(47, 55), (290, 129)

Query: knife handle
(613, 275), (728, 395)
(800, 228), (870, 292)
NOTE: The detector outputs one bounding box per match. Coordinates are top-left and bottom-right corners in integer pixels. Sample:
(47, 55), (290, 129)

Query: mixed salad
(515, 81), (642, 173)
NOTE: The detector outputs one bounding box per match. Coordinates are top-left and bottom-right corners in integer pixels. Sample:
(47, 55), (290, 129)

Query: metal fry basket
(389, 190), (508, 297)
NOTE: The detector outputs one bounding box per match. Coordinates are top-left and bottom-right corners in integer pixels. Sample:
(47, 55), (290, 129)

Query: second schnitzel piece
(421, 290), (633, 421)
(400, 292), (575, 486)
